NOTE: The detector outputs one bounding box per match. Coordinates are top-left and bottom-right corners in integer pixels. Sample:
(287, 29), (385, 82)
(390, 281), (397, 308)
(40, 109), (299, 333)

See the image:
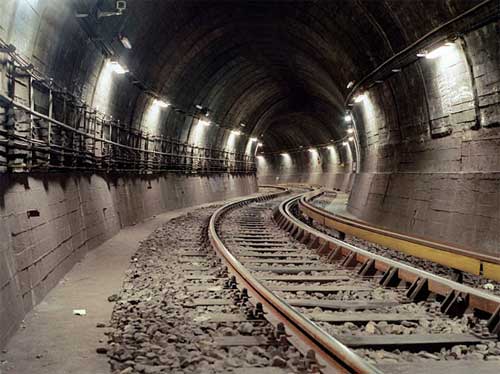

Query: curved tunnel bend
(0, 0), (499, 371)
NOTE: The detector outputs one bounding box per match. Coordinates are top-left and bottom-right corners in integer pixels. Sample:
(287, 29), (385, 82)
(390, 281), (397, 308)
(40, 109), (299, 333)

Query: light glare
(344, 114), (352, 122)
(354, 94), (366, 103)
(109, 61), (128, 74)
(347, 128), (354, 134)
(154, 99), (170, 108)
(198, 119), (211, 127)
(425, 44), (454, 59)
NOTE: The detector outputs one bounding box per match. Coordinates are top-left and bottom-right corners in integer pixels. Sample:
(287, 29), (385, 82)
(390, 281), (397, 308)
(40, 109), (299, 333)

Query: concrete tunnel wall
(1, 0), (500, 350)
(0, 0), (259, 348)
(261, 21), (500, 257)
(0, 173), (257, 347)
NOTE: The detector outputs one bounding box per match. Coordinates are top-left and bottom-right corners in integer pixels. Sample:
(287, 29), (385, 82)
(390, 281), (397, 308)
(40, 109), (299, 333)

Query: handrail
(0, 94), (256, 173)
(208, 189), (381, 374)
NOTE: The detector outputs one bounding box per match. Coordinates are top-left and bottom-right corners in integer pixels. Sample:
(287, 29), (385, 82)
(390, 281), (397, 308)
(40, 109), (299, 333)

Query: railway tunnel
(0, 0), (500, 373)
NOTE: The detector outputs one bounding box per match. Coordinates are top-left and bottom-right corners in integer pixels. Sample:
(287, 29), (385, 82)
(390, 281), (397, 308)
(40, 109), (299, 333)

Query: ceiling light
(240, 123), (246, 127)
(327, 145), (335, 150)
(354, 94), (366, 103)
(425, 44), (454, 59)
(195, 104), (203, 110)
(416, 52), (426, 58)
(109, 61), (128, 74)
(198, 119), (211, 127)
(308, 148), (316, 153)
(154, 99), (170, 108)
(391, 68), (402, 73)
(342, 141), (348, 146)
(281, 153), (289, 156)
(348, 136), (354, 141)
(119, 34), (132, 49)
(250, 137), (258, 142)
(347, 128), (354, 134)
(344, 114), (352, 122)
(346, 81), (354, 89)
(231, 130), (241, 135)
(257, 142), (263, 147)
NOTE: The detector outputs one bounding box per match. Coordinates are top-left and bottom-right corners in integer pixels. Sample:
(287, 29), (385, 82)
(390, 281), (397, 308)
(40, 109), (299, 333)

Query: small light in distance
(250, 137), (258, 142)
(348, 136), (354, 141)
(195, 104), (203, 110)
(344, 114), (352, 122)
(347, 128), (354, 134)
(257, 142), (263, 147)
(240, 123), (246, 127)
(346, 81), (354, 89)
(354, 94), (366, 103)
(198, 119), (211, 126)
(119, 34), (132, 49)
(342, 141), (349, 146)
(154, 99), (170, 108)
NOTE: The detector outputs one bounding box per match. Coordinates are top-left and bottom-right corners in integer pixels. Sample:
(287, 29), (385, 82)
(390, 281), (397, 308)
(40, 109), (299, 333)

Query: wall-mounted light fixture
(119, 34), (132, 49)
(109, 60), (128, 74)
(418, 42), (455, 59)
(353, 94), (366, 103)
(154, 99), (170, 108)
(198, 119), (211, 127)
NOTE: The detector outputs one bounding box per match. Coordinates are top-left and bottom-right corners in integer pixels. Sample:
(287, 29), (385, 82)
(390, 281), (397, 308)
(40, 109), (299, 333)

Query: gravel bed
(104, 206), (307, 374)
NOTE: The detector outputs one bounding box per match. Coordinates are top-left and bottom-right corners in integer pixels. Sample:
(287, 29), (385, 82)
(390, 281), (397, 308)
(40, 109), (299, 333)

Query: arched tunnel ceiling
(80, 0), (484, 152)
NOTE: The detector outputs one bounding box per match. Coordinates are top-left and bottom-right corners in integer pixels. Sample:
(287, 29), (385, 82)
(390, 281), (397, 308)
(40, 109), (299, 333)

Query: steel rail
(299, 189), (500, 281)
(276, 194), (500, 320)
(208, 187), (382, 374)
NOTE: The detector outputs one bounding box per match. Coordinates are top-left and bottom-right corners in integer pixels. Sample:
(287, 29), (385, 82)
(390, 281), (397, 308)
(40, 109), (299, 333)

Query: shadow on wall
(0, 172), (258, 348)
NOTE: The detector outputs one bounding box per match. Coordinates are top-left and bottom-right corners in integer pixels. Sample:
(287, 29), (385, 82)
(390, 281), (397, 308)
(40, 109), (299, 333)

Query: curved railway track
(208, 187), (500, 374)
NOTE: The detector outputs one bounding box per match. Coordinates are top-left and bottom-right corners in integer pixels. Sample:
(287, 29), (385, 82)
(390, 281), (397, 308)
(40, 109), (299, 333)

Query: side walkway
(0, 200), (237, 374)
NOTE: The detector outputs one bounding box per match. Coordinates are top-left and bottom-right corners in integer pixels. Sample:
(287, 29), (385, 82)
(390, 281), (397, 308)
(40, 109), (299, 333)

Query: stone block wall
(256, 148), (355, 191)
(0, 172), (257, 347)
(348, 22), (500, 257)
